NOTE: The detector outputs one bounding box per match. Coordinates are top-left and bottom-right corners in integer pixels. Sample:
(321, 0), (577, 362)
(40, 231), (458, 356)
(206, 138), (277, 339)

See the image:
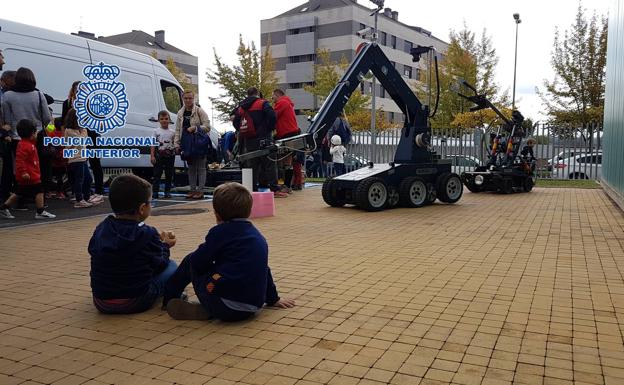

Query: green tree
(418, 26), (510, 134)
(151, 51), (197, 111)
(537, 4), (608, 133)
(303, 49), (399, 131)
(206, 36), (278, 121)
(304, 49), (370, 119)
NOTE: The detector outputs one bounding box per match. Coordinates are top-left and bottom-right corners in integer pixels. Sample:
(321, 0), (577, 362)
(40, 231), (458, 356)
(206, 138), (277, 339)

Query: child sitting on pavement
(88, 174), (178, 314)
(0, 119), (56, 220)
(163, 182), (295, 321)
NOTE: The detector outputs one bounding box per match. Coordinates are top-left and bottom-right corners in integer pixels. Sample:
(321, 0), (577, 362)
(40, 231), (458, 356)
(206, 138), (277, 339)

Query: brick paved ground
(1, 187), (624, 385)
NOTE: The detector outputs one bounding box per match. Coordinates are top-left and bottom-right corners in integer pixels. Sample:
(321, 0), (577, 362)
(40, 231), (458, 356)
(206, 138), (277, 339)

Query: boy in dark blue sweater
(163, 182), (295, 321)
(88, 174), (178, 314)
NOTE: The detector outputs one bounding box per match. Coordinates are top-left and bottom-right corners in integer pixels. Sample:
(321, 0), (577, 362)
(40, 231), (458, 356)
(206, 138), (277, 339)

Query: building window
(415, 68), (421, 81)
(380, 87), (385, 98)
(389, 112), (395, 122)
(289, 83), (303, 89)
(404, 40), (413, 54)
(380, 32), (387, 46)
(404, 65), (412, 79)
(391, 35), (397, 49)
(289, 54), (316, 64)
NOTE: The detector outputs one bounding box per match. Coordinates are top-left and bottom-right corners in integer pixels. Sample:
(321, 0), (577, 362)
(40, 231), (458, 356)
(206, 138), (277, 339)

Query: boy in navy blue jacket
(164, 182), (295, 321)
(88, 174), (178, 314)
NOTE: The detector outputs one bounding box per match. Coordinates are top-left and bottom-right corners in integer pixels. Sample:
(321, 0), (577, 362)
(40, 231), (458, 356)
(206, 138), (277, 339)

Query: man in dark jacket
(233, 87), (283, 194)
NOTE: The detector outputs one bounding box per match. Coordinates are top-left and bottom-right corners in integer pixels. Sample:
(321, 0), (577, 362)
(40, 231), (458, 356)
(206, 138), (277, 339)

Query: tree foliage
(537, 4), (607, 129)
(417, 26), (509, 133)
(304, 49), (370, 115)
(206, 36), (278, 121)
(347, 108), (398, 131)
(151, 51), (197, 111)
(303, 49), (399, 132)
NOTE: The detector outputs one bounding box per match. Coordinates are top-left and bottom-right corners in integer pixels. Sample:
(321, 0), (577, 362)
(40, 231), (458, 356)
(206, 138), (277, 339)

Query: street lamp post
(367, 1), (384, 162)
(512, 13), (521, 111)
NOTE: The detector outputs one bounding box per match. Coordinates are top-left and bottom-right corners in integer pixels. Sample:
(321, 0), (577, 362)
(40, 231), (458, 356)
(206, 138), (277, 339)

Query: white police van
(0, 18), (185, 177)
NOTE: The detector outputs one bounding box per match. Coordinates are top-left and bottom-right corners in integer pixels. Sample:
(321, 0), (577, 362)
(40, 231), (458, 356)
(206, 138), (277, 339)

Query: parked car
(447, 154), (482, 175)
(552, 152), (602, 179)
(547, 150), (579, 171)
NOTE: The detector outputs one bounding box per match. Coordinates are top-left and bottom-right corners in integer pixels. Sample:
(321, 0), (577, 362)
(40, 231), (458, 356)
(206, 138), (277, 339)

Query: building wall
(602, 0), (624, 209)
(116, 43), (199, 87)
(261, 4), (447, 124)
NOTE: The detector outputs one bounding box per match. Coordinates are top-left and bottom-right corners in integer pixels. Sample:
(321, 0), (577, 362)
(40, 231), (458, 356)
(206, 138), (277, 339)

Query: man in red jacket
(272, 89), (302, 191)
(0, 119), (56, 219)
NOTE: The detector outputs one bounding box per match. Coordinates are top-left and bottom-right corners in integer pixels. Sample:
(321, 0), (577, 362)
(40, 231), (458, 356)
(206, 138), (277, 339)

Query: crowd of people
(0, 47), (353, 220)
(0, 61), (106, 219)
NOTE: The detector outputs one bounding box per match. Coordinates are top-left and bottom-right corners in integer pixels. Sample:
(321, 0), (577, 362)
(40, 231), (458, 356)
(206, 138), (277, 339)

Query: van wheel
(523, 177), (534, 192)
(132, 168), (152, 183)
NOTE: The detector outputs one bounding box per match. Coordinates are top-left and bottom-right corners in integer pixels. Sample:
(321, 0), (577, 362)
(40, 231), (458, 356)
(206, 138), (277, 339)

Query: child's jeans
(164, 255), (254, 322)
(70, 161), (92, 202)
(334, 162), (346, 176)
(93, 260), (178, 314)
(153, 155), (175, 195)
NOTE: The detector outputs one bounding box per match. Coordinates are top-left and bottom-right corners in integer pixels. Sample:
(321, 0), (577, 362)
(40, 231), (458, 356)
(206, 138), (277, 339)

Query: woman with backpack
(174, 90), (211, 200)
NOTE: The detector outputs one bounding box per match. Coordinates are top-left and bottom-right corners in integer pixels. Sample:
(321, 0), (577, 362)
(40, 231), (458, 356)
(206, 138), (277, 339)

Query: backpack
(238, 99), (264, 139)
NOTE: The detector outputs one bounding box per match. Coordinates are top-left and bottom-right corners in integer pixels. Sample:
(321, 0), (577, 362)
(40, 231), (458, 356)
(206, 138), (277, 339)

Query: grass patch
(307, 178), (327, 183)
(535, 179), (601, 189)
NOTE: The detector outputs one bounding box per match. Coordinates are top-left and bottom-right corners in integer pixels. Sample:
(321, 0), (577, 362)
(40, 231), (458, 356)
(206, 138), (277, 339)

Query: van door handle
(148, 117), (158, 122)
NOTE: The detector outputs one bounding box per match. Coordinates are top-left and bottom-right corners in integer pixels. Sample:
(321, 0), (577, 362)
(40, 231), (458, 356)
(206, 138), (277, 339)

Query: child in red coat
(0, 120), (56, 219)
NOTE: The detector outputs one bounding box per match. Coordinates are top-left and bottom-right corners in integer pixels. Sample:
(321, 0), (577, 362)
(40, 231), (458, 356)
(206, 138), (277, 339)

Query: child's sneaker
(88, 195), (104, 204)
(56, 192), (66, 199)
(274, 191), (288, 198)
(166, 298), (210, 320)
(0, 209), (15, 219)
(74, 200), (93, 208)
(35, 211), (56, 219)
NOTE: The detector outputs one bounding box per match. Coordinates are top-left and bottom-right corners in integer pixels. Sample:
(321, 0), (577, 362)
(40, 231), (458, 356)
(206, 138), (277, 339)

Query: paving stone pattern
(1, 187), (624, 385)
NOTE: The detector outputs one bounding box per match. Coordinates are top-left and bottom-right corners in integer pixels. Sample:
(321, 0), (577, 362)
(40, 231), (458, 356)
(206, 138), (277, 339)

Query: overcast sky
(1, 0), (612, 130)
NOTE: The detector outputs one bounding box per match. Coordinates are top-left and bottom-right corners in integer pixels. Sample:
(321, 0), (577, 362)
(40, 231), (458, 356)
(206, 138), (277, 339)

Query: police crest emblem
(74, 62), (129, 134)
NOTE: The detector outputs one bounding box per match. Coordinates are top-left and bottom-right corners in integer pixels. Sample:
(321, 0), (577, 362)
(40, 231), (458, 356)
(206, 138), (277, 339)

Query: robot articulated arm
(238, 42), (434, 164)
(456, 81), (527, 168)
